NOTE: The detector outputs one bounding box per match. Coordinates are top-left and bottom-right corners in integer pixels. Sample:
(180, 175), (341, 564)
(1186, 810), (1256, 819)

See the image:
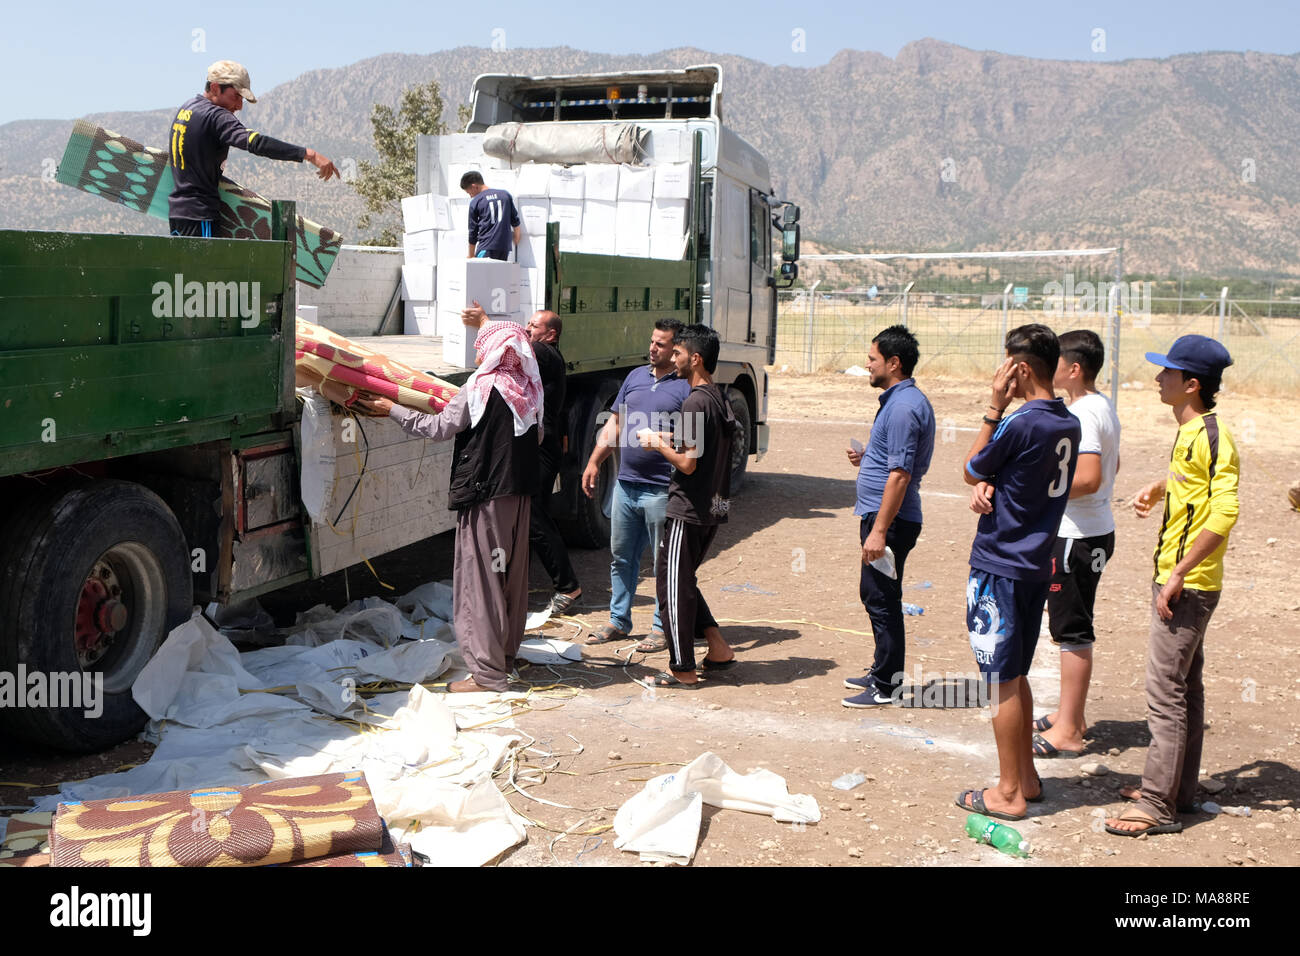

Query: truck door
(748, 188), (772, 346)
(717, 176), (750, 344)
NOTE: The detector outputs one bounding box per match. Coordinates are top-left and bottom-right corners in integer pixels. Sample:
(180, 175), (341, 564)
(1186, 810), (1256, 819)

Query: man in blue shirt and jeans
(581, 319), (692, 648)
(843, 326), (936, 707)
(956, 324), (1080, 821)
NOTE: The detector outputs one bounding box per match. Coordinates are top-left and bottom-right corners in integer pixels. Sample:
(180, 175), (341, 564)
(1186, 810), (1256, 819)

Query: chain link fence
(773, 254), (1300, 398)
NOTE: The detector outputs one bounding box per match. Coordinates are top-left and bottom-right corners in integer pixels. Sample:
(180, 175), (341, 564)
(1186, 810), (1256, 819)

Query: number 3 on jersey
(1047, 437), (1073, 498)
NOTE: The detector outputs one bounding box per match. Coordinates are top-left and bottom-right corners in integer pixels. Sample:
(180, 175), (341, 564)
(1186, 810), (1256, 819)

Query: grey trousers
(453, 495), (531, 691)
(1135, 581), (1221, 824)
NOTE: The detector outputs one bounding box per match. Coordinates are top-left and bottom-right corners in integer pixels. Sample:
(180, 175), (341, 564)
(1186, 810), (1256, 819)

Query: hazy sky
(6, 0), (1298, 124)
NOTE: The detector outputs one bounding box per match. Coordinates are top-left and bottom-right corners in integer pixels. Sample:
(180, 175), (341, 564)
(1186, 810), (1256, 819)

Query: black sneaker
(841, 688), (894, 708)
(843, 672), (874, 691)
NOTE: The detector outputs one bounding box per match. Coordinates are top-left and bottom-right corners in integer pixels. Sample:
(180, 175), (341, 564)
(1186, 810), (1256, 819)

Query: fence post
(999, 283), (1013, 344)
(805, 279), (821, 373)
(901, 281), (914, 328)
(1217, 286), (1228, 342)
(1108, 283), (1121, 408)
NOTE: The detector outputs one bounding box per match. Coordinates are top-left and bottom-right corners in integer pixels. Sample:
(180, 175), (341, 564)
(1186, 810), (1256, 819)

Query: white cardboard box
(401, 264), (436, 301)
(548, 198), (584, 237)
(580, 234), (616, 256)
(403, 229), (438, 264)
(548, 166), (585, 200)
(430, 195), (454, 231)
(650, 197), (689, 236)
(559, 235), (583, 253)
(517, 236), (547, 270)
(653, 162), (692, 200)
(401, 194), (435, 233)
(648, 128), (689, 164)
(485, 169), (518, 193)
(446, 163), (479, 194)
(297, 304), (319, 323)
(403, 301), (439, 335)
(615, 233), (651, 258)
(616, 200), (652, 237)
(617, 165), (654, 201)
(448, 197), (470, 232)
(518, 199), (550, 237)
(515, 164), (552, 197)
(650, 233), (688, 260)
(584, 164), (620, 202)
(442, 311), (525, 367)
(518, 269), (542, 312)
(582, 200), (618, 241)
(437, 259), (520, 316)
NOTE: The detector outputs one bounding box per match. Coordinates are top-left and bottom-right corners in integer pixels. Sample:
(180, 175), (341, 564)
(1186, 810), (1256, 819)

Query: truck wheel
(727, 387), (753, 494)
(0, 481), (192, 752)
(558, 378), (622, 549)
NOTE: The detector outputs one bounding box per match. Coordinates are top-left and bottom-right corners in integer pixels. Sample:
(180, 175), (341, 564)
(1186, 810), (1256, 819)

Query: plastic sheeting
(614, 752), (821, 865)
(482, 122), (648, 166)
(35, 584), (530, 867)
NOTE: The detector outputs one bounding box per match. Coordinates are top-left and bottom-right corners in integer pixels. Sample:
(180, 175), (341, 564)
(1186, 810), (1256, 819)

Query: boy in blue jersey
(954, 324), (1081, 821)
(461, 171), (521, 261)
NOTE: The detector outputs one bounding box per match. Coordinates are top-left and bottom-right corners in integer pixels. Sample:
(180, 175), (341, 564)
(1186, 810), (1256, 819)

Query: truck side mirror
(780, 261), (798, 284)
(781, 223), (800, 262)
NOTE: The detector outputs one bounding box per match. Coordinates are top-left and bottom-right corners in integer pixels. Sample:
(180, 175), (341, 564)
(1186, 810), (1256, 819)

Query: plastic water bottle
(902, 603), (924, 616)
(964, 813), (1030, 857)
(831, 772), (867, 791)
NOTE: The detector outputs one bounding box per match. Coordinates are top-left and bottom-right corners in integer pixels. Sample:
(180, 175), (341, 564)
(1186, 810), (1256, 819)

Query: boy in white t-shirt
(1033, 330), (1121, 757)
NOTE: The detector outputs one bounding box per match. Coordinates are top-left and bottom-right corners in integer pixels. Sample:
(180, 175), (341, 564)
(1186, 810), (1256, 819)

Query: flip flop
(1032, 732), (1083, 759)
(649, 672), (705, 688)
(1104, 808), (1183, 837)
(1118, 786), (1196, 814)
(699, 656), (736, 670)
(635, 633), (668, 653)
(1033, 715), (1094, 738)
(585, 625), (629, 646)
(954, 788), (1025, 822)
(548, 592), (581, 615)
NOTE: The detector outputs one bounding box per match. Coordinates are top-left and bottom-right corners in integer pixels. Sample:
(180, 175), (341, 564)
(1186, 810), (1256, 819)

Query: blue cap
(1145, 335), (1233, 378)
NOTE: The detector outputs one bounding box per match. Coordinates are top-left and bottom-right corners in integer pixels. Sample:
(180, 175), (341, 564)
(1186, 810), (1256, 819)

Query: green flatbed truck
(0, 64), (798, 753)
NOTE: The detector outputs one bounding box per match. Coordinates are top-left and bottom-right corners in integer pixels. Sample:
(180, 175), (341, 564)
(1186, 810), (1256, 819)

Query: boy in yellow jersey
(1106, 335), (1238, 837)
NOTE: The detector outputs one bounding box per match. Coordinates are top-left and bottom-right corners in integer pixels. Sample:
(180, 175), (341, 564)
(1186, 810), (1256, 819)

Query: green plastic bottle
(964, 813), (1030, 857)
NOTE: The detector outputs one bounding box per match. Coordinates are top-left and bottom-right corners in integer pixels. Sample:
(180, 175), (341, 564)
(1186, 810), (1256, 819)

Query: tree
(352, 80), (471, 245)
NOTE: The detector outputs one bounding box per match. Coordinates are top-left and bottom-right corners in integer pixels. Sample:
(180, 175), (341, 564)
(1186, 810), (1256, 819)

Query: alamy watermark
(151, 273), (261, 328)
(598, 406), (706, 458)
(0, 666), (103, 718)
(1042, 273), (1151, 319)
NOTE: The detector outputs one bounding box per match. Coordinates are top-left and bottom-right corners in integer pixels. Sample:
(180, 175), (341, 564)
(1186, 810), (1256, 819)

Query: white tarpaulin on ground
(34, 584), (531, 866)
(613, 752), (821, 865)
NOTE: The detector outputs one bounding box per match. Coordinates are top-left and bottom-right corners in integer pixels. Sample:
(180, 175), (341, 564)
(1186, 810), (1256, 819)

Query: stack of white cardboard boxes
(400, 160), (693, 368)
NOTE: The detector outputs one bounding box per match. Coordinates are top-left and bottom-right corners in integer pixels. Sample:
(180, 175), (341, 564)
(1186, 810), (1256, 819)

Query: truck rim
(73, 544), (168, 694)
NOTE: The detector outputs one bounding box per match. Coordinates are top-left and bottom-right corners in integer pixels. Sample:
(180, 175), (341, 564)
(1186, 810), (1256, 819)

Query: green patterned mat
(56, 119), (342, 288)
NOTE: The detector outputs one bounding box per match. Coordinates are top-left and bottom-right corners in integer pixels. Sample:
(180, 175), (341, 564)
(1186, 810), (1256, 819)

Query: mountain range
(2, 40), (1298, 276)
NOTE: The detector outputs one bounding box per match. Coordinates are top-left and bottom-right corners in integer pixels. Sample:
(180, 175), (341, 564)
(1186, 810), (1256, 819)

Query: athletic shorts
(966, 568), (1050, 683)
(1046, 532), (1115, 647)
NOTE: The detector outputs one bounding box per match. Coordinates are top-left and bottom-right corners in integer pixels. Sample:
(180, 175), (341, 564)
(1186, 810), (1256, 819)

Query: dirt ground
(4, 371), (1299, 868)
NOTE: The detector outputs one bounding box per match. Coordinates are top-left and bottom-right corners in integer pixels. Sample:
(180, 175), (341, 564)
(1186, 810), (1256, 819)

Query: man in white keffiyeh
(355, 308), (543, 692)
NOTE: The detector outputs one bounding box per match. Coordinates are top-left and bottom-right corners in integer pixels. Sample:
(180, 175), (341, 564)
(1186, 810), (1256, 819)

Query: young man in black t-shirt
(638, 324), (736, 686)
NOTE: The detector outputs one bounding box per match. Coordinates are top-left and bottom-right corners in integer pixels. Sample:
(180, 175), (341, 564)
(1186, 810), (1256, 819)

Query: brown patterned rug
(50, 772), (384, 867)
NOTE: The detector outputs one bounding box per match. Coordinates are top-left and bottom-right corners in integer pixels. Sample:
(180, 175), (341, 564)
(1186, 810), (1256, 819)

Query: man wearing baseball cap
(1106, 334), (1239, 838)
(166, 60), (339, 237)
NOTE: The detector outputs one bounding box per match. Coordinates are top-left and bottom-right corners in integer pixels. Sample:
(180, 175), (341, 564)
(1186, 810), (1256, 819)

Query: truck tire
(557, 377), (622, 549)
(727, 386), (753, 494)
(0, 481), (192, 752)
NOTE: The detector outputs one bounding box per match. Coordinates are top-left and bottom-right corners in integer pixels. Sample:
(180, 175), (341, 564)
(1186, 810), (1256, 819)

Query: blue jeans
(609, 479), (668, 634)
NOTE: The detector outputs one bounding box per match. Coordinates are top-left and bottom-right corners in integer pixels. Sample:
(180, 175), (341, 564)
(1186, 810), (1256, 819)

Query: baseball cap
(207, 60), (257, 103)
(1145, 334), (1233, 378)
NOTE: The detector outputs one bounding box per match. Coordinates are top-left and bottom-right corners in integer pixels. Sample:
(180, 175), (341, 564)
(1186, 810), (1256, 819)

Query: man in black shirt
(639, 324), (736, 686)
(461, 171), (521, 260)
(525, 309), (581, 614)
(167, 60), (339, 237)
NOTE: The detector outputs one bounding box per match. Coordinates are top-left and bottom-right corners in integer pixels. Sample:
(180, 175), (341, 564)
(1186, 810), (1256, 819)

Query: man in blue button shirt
(842, 325), (936, 707)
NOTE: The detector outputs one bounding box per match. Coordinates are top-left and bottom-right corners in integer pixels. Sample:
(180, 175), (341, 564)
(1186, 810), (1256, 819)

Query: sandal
(648, 672), (705, 688)
(1033, 714), (1094, 738)
(635, 632), (668, 653)
(953, 788), (1025, 822)
(585, 624), (629, 646)
(548, 592), (581, 615)
(1104, 808), (1183, 837)
(699, 656), (736, 670)
(1032, 732), (1083, 759)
